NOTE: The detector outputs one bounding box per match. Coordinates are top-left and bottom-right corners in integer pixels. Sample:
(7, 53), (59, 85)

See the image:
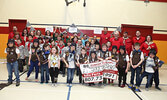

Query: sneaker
(155, 86), (161, 91)
(135, 86), (140, 92)
(52, 83), (55, 87)
(45, 82), (48, 84)
(121, 84), (125, 88)
(7, 81), (13, 85)
(40, 82), (44, 84)
(69, 84), (72, 87)
(16, 82), (20, 87)
(67, 83), (70, 87)
(54, 84), (57, 87)
(128, 84), (133, 89)
(145, 88), (149, 91)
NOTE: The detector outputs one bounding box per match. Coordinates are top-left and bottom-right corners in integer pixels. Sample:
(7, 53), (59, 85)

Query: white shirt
(145, 57), (156, 73)
(63, 53), (75, 68)
(48, 54), (60, 67)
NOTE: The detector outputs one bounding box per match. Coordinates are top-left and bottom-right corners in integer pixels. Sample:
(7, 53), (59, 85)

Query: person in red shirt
(99, 27), (111, 46)
(140, 35), (158, 56)
(122, 32), (132, 55)
(8, 26), (18, 40)
(109, 31), (123, 51)
(132, 31), (145, 45)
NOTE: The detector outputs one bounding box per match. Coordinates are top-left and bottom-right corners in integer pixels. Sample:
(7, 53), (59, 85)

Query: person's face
(71, 46), (75, 51)
(102, 46), (107, 51)
(67, 42), (71, 46)
(30, 31), (34, 36)
(91, 40), (95, 44)
(51, 41), (55, 45)
(46, 31), (50, 36)
(37, 31), (41, 36)
(28, 36), (33, 41)
(55, 33), (58, 36)
(93, 36), (97, 40)
(15, 34), (19, 39)
(104, 28), (108, 34)
(120, 49), (124, 54)
(45, 46), (50, 51)
(91, 53), (96, 58)
(146, 36), (151, 42)
(34, 42), (38, 47)
(149, 53), (155, 58)
(24, 30), (27, 34)
(60, 41), (64, 45)
(13, 26), (17, 32)
(107, 42), (111, 47)
(52, 48), (57, 54)
(83, 35), (87, 39)
(8, 42), (14, 47)
(39, 39), (42, 44)
(58, 36), (61, 40)
(134, 45), (140, 50)
(17, 40), (21, 44)
(114, 32), (119, 39)
(63, 33), (67, 37)
(95, 45), (99, 50)
(81, 49), (86, 55)
(74, 37), (78, 42)
(86, 42), (90, 47)
(136, 31), (141, 37)
(123, 33), (128, 38)
(112, 48), (117, 53)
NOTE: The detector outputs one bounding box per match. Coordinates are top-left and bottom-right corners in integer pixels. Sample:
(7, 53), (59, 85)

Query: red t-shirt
(99, 32), (111, 46)
(132, 36), (145, 45)
(140, 42), (158, 56)
(123, 37), (132, 55)
(109, 37), (123, 51)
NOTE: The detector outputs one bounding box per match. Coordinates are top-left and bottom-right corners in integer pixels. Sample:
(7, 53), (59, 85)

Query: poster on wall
(80, 60), (118, 83)
(94, 28), (102, 34)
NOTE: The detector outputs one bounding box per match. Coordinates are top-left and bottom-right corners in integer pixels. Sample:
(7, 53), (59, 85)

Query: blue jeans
(7, 61), (20, 82)
(40, 63), (49, 83)
(27, 60), (39, 79)
(67, 68), (75, 84)
(130, 67), (142, 86)
(139, 71), (153, 88)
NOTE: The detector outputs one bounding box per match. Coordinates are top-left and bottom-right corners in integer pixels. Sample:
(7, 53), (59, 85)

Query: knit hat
(149, 49), (157, 56)
(112, 45), (117, 50)
(33, 39), (39, 44)
(7, 39), (15, 45)
(119, 46), (126, 51)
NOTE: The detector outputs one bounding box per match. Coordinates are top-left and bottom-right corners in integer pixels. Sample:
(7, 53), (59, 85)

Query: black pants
(18, 59), (24, 72)
(118, 68), (127, 86)
(78, 67), (83, 83)
(60, 61), (66, 75)
(150, 69), (159, 87)
(49, 67), (59, 83)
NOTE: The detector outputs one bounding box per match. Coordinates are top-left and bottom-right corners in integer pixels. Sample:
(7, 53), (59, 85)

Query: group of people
(5, 26), (163, 92)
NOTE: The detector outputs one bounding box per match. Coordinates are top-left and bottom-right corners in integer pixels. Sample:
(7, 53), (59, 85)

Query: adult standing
(109, 31), (123, 51)
(132, 31), (145, 45)
(140, 35), (158, 56)
(99, 27), (111, 46)
(122, 32), (132, 55)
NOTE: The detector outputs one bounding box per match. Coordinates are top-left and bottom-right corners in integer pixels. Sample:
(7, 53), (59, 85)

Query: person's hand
(38, 62), (40, 66)
(125, 69), (128, 73)
(28, 61), (30, 65)
(66, 64), (69, 68)
(133, 65), (138, 68)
